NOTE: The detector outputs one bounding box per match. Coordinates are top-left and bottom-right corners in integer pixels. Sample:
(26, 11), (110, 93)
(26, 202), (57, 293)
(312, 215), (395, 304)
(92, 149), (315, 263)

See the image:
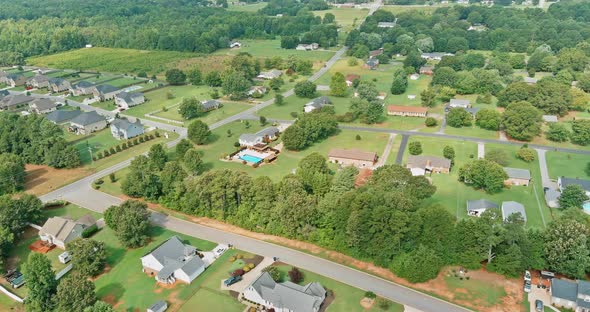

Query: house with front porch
(141, 236), (207, 284)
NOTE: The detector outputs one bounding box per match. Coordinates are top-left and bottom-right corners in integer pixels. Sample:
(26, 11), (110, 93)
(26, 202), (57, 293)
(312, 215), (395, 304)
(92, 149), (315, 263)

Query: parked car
(224, 275), (242, 286)
(524, 270), (531, 282)
(535, 300), (543, 311)
(524, 281), (531, 293)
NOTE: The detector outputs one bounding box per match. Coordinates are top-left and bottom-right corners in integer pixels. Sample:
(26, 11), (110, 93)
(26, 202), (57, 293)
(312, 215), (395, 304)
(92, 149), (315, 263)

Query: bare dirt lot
(25, 164), (90, 196)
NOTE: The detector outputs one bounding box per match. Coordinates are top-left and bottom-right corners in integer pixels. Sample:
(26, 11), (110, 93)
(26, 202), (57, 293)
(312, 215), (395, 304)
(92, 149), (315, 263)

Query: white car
(524, 270), (531, 282)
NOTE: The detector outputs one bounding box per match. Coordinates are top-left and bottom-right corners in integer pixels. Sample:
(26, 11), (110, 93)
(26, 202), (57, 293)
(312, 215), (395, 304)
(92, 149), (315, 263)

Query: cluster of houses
(551, 278), (590, 312)
(466, 199), (527, 221)
(43, 108), (145, 139)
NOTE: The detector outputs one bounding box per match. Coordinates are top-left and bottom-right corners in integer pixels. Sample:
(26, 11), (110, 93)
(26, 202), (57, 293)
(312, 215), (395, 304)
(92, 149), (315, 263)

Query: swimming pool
(583, 201), (590, 214)
(239, 154), (263, 164)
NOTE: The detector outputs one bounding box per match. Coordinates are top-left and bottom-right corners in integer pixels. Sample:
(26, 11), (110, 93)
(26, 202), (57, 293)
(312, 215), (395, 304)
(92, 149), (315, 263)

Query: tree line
(118, 147), (590, 283)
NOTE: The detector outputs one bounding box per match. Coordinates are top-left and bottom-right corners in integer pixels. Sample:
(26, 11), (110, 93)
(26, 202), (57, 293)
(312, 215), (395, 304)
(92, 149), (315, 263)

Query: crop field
(27, 47), (200, 76)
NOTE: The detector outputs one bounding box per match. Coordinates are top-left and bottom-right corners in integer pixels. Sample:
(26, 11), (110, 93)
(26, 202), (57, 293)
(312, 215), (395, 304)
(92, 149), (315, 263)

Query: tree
(330, 72), (347, 97)
(183, 148), (203, 175)
(55, 272), (97, 312)
(570, 120), (590, 146)
(502, 102), (542, 141)
(447, 108), (472, 128)
(104, 200), (150, 248)
(545, 123), (570, 142)
(391, 245), (443, 283)
(559, 185), (589, 209)
(221, 69), (251, 100)
(294, 81), (317, 98)
(178, 97), (204, 119)
(160, 161), (187, 195)
(408, 141), (422, 155)
(485, 149), (509, 166)
(475, 108), (502, 131)
(275, 94), (284, 105)
(22, 253), (57, 312)
(288, 267), (304, 284)
(282, 125), (307, 151)
(148, 143), (168, 171)
(175, 139), (193, 158)
(459, 159), (508, 193)
(578, 73), (590, 93)
(323, 12), (335, 24)
(443, 146), (455, 160)
(0, 153), (25, 195)
(262, 266), (282, 282)
(187, 120), (210, 145)
(403, 50), (426, 71)
(269, 77), (284, 91)
(84, 301), (115, 312)
(390, 68), (408, 95)
(516, 148), (535, 162)
(187, 69), (202, 85)
(421, 88), (436, 107)
(67, 239), (107, 277)
(356, 81), (378, 102)
(544, 219), (590, 278)
(425, 117), (437, 127)
(165, 69), (186, 85)
(432, 67), (457, 87)
(204, 71), (222, 87)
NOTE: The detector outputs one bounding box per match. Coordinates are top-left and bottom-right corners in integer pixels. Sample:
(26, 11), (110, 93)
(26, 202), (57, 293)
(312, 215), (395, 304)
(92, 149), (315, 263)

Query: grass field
(381, 4), (450, 14)
(154, 101), (252, 126)
(444, 274), (506, 308)
(546, 151), (590, 180)
(313, 8), (369, 32)
(228, 1), (267, 11)
(213, 39), (335, 62)
(27, 47), (200, 76)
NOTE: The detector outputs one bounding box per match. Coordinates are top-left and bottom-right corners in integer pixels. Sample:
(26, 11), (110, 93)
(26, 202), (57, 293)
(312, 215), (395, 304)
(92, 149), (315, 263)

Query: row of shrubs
(92, 131), (160, 161)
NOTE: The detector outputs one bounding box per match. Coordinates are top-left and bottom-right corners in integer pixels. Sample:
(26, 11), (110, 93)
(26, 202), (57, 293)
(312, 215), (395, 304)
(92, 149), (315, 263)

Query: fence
(55, 264), (73, 280)
(0, 285), (24, 303)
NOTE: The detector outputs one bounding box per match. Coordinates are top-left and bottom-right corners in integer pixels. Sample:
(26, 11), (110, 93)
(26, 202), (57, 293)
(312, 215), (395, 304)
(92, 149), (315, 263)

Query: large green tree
(390, 68), (408, 95)
(544, 219), (590, 279)
(0, 153), (25, 195)
(329, 72), (347, 97)
(165, 69), (186, 85)
(458, 159), (508, 193)
(55, 272), (97, 312)
(104, 200), (151, 248)
(502, 102), (542, 141)
(22, 253), (57, 312)
(187, 120), (211, 145)
(559, 185), (589, 209)
(67, 238), (107, 277)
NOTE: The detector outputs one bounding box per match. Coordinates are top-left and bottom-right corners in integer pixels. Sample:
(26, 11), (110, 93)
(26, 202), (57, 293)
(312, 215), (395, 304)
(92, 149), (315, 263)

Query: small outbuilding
(466, 199), (498, 217)
(501, 201), (526, 222)
(147, 300), (168, 312)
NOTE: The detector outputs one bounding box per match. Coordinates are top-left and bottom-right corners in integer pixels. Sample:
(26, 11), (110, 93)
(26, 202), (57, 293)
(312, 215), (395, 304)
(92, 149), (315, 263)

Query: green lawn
(125, 85), (211, 118)
(106, 77), (144, 88)
(213, 39), (335, 62)
(94, 226), (217, 311)
(444, 274), (506, 308)
(444, 125), (499, 140)
(315, 59), (399, 95)
(91, 100), (117, 111)
(546, 151), (590, 180)
(227, 1), (267, 12)
(153, 101), (253, 126)
(41, 203), (102, 222)
(178, 288), (244, 311)
(27, 47), (200, 76)
(313, 8), (369, 32)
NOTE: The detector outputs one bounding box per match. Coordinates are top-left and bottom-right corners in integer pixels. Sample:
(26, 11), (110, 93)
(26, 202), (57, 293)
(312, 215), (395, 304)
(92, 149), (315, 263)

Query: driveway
(535, 148), (557, 189)
(221, 257), (274, 292)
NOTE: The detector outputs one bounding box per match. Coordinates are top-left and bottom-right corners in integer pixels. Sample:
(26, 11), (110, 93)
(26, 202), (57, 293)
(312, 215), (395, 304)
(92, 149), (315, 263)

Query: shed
(147, 300), (168, 312)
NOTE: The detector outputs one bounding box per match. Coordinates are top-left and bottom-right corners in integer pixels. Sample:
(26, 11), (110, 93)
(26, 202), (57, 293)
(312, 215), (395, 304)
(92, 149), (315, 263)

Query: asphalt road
(396, 134), (409, 164)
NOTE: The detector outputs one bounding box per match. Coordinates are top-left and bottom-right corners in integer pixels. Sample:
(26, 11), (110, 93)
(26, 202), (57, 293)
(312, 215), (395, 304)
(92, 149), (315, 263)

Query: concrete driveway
(221, 257), (274, 292)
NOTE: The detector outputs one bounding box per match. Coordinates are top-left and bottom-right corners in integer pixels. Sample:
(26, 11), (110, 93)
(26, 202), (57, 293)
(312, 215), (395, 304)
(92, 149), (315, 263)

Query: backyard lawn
(153, 101), (253, 126)
(546, 151), (590, 180)
(125, 85), (212, 118)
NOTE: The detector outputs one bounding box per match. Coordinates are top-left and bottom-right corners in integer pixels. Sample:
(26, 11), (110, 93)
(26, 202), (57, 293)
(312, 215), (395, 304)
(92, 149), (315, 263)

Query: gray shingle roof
(551, 279), (577, 302)
(95, 84), (119, 94)
(201, 99), (220, 110)
(578, 280), (590, 308)
(407, 155), (451, 170)
(503, 167), (531, 180)
(46, 109), (82, 123)
(116, 91), (143, 102)
(70, 111), (105, 126)
(111, 118), (142, 132)
(29, 75), (49, 83)
(48, 77), (70, 87)
(501, 201), (526, 222)
(0, 90), (8, 98)
(306, 96), (332, 109)
(559, 177), (590, 193)
(466, 199), (498, 211)
(143, 236), (203, 281)
(450, 99), (470, 107)
(31, 98), (57, 111)
(0, 94), (33, 108)
(179, 256), (206, 276)
(542, 115), (558, 122)
(250, 272), (326, 312)
(148, 300), (167, 312)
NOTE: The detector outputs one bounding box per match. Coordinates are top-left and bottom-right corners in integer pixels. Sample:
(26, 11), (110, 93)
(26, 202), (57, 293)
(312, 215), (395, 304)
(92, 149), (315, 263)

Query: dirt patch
(360, 297), (375, 309)
(25, 164), (90, 196)
(355, 169), (373, 187)
(319, 289), (336, 312)
(89, 265), (112, 282)
(102, 294), (117, 306)
(229, 290), (240, 299)
(244, 254), (264, 267)
(173, 55), (230, 74)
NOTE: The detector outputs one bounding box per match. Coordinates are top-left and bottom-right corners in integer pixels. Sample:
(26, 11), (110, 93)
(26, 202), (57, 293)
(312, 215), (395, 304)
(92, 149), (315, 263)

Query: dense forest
(0, 0), (337, 63)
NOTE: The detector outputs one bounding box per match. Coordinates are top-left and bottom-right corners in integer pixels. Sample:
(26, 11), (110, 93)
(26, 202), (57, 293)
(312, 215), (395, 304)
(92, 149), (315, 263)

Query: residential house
(370, 48), (384, 58)
(48, 78), (71, 93)
(387, 105), (427, 117)
(70, 81), (96, 96)
(406, 155), (451, 176)
(421, 52), (453, 61)
(242, 272), (326, 312)
(0, 94), (33, 111)
(345, 74), (360, 87)
(410, 73), (420, 80)
(419, 66), (434, 75)
(257, 69), (283, 80)
(45, 109), (82, 125)
(542, 115), (558, 123)
(201, 99), (221, 112)
(407, 94), (417, 100)
(29, 98), (58, 114)
(466, 199), (498, 217)
(295, 43), (319, 51)
(468, 24), (487, 32)
(93, 84), (121, 101)
(551, 278), (590, 312)
(27, 75), (50, 89)
(110, 118), (144, 140)
(39, 215), (96, 249)
(449, 99), (471, 108)
(524, 77), (538, 84)
(147, 300), (168, 312)
(0, 89), (8, 100)
(69, 111), (107, 135)
(364, 58), (379, 70)
(376, 92), (387, 101)
(503, 167), (531, 186)
(558, 177), (590, 196)
(328, 148), (378, 168)
(248, 86), (267, 96)
(115, 91), (145, 109)
(304, 96), (332, 113)
(377, 21), (396, 28)
(238, 127), (279, 147)
(501, 201), (527, 222)
(230, 41), (241, 48)
(465, 107), (481, 117)
(7, 74), (27, 87)
(141, 236), (207, 284)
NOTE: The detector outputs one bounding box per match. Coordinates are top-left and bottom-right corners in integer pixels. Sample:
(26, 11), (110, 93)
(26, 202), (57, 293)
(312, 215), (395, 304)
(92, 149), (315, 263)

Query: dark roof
(95, 84), (119, 94)
(0, 94), (33, 107)
(503, 167), (531, 180)
(115, 91), (143, 102)
(551, 279), (577, 302)
(31, 98), (58, 111)
(306, 96), (332, 109)
(111, 118), (142, 131)
(74, 81), (94, 88)
(48, 77), (69, 87)
(0, 90), (8, 98)
(559, 177), (590, 192)
(578, 280), (590, 308)
(45, 109), (82, 123)
(466, 199), (498, 211)
(201, 99), (220, 110)
(407, 155), (451, 170)
(249, 272), (326, 312)
(366, 59), (379, 66)
(70, 111), (105, 126)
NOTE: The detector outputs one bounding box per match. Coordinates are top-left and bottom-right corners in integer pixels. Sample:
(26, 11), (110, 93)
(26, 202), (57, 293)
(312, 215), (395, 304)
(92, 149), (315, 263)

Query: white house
(449, 99), (471, 108)
(304, 96), (332, 113)
(141, 236), (207, 284)
(242, 272), (326, 312)
(115, 91), (145, 109)
(39, 215), (96, 249)
(147, 300), (167, 312)
(238, 127), (279, 147)
(257, 69), (283, 80)
(296, 43), (319, 51)
(230, 41), (241, 48)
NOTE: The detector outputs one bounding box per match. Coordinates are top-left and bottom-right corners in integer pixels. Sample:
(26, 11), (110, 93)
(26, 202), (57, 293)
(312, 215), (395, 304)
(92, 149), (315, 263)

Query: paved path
(535, 148), (557, 189)
(437, 115), (447, 134)
(395, 135), (409, 164)
(477, 142), (485, 159)
(374, 133), (397, 168)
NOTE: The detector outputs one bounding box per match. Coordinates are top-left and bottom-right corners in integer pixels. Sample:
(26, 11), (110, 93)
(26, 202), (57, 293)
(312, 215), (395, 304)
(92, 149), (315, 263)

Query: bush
(425, 117), (437, 127)
(96, 151), (103, 159)
(103, 150), (110, 157)
(290, 112), (298, 118)
(365, 291), (377, 299)
(133, 138), (139, 145)
(355, 134), (361, 140)
(155, 131), (160, 137)
(408, 141), (422, 155)
(377, 298), (391, 310)
(248, 263), (255, 269)
(236, 254), (243, 259)
(122, 142), (128, 149)
(149, 134), (155, 140)
(232, 269), (245, 276)
(81, 224), (99, 238)
(234, 142), (241, 147)
(516, 147), (535, 162)
(116, 145), (122, 152)
(109, 173), (116, 183)
(288, 267), (303, 284)
(243, 266), (251, 272)
(139, 136), (145, 143)
(229, 256), (236, 262)
(109, 147), (116, 154)
(95, 178), (104, 185)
